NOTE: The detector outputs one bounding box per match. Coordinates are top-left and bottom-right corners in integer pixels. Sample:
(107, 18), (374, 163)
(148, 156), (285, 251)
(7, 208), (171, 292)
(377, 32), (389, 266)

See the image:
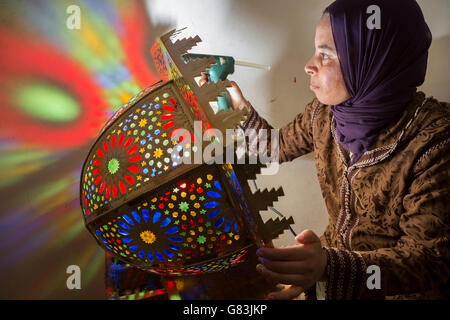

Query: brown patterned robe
(242, 90), (450, 299)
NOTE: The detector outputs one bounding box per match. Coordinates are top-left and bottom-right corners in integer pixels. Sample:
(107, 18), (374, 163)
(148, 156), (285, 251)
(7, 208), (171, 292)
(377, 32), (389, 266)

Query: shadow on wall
(0, 0), (171, 299)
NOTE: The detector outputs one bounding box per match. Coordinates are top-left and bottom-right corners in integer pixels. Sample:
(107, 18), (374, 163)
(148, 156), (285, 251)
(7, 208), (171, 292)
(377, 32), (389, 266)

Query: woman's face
(304, 13), (350, 105)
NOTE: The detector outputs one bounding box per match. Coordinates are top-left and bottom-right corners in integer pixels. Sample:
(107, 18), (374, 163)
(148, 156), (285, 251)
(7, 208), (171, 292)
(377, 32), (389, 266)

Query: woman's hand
(256, 229), (328, 300)
(198, 73), (250, 112)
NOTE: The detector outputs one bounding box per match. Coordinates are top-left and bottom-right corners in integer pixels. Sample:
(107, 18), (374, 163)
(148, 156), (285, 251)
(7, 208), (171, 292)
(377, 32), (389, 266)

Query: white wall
(145, 0), (450, 247)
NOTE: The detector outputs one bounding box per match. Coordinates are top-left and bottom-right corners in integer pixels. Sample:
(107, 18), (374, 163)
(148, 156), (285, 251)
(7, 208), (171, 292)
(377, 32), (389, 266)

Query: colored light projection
(0, 0), (165, 299)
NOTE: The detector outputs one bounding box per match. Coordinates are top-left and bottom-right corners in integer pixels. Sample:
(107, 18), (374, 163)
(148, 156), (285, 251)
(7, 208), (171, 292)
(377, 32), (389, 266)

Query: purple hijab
(326, 0), (432, 164)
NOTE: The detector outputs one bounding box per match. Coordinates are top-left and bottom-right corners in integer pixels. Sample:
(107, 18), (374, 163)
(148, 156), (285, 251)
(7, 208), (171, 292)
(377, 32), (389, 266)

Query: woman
(228, 0), (449, 299)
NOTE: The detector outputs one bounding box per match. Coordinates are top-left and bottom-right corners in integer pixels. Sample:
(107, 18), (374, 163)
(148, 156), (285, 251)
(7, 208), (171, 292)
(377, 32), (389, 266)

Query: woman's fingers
(256, 263), (306, 286)
(257, 245), (310, 261)
(258, 258), (310, 274)
(227, 81), (249, 111)
(267, 285), (304, 300)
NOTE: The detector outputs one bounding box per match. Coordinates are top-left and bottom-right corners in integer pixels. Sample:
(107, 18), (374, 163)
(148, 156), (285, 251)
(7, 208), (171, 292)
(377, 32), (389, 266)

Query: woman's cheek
(321, 66), (349, 104)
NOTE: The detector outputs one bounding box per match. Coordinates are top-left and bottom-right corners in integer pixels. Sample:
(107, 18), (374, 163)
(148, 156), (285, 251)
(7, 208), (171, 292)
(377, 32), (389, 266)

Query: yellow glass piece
(190, 211), (196, 217)
(197, 178), (202, 184)
(198, 226), (204, 232)
(181, 192), (186, 198)
(172, 211), (179, 218)
(190, 194), (196, 200)
(171, 195), (177, 201)
(189, 230), (195, 236)
(207, 174), (213, 181)
(140, 230), (156, 244)
(234, 235), (240, 240)
(194, 203), (200, 209)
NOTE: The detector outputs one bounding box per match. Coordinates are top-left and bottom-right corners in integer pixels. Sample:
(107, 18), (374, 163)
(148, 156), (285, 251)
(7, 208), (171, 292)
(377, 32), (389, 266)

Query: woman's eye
(321, 53), (329, 60)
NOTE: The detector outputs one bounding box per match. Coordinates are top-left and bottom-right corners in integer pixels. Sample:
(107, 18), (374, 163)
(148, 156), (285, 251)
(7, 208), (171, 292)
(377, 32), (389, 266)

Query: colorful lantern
(80, 30), (294, 280)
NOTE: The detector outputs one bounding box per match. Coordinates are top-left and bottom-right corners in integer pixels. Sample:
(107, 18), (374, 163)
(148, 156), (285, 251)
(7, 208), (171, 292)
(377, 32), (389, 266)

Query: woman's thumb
(295, 229), (320, 245)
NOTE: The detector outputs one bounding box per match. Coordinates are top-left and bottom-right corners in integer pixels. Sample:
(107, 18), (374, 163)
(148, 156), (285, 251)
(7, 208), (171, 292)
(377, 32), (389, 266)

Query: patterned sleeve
(322, 137), (450, 299)
(241, 98), (320, 164)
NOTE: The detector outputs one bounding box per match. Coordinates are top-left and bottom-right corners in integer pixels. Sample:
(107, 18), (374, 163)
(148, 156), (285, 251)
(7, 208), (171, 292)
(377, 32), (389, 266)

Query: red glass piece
(96, 149), (104, 158)
(111, 135), (116, 149)
(112, 184), (118, 198)
(93, 159), (101, 166)
(128, 155), (141, 162)
(163, 120), (176, 130)
(123, 175), (134, 185)
(119, 180), (126, 194)
(161, 114), (175, 120)
(95, 175), (102, 185)
(99, 180), (106, 194)
(118, 134), (125, 147)
(123, 137), (132, 149)
(92, 168), (101, 175)
(106, 184), (111, 198)
(163, 105), (176, 111)
(103, 141), (109, 153)
(126, 144), (138, 155)
(127, 166), (140, 173)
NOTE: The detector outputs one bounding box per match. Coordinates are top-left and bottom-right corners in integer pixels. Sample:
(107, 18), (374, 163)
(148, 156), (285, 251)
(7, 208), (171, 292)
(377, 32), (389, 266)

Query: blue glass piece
(168, 237), (183, 242)
(224, 221), (232, 232)
(155, 251), (164, 261)
(214, 217), (225, 228)
(214, 180), (222, 191)
(139, 250), (145, 259)
(234, 223), (239, 232)
(206, 191), (221, 198)
(122, 215), (134, 226)
(204, 201), (219, 208)
(101, 238), (108, 244)
(165, 226), (178, 234)
(208, 209), (221, 219)
(168, 244), (181, 251)
(95, 230), (101, 236)
(160, 217), (171, 227)
(148, 251), (154, 262)
(132, 211), (140, 223)
(142, 209), (149, 223)
(153, 211), (161, 224)
(118, 221), (131, 230)
(129, 245), (138, 252)
(122, 238), (133, 243)
(163, 249), (174, 258)
(118, 229), (130, 236)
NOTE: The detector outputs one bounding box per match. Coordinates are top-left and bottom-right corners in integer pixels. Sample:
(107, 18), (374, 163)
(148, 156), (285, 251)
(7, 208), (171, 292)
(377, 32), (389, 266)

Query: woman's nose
(304, 58), (317, 76)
